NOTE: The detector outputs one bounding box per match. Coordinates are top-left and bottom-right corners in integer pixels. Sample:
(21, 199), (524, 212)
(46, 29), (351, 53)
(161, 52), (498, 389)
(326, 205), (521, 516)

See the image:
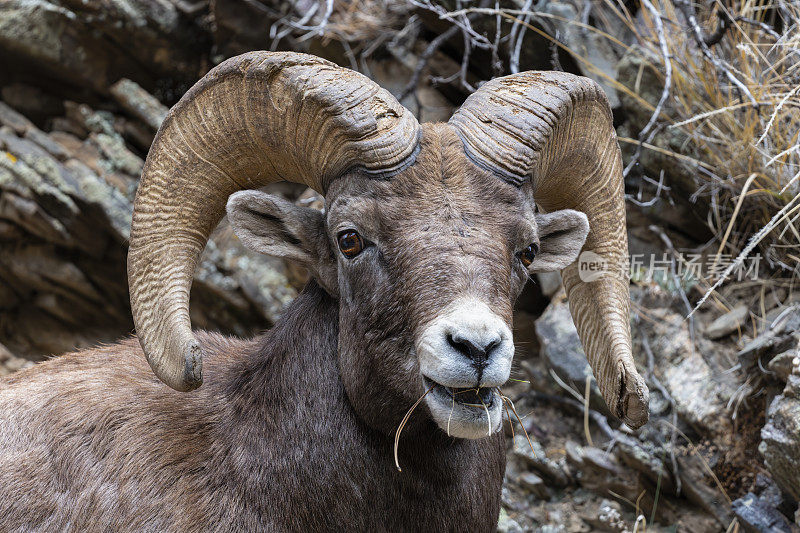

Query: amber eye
(337, 230), (364, 258)
(518, 243), (538, 267)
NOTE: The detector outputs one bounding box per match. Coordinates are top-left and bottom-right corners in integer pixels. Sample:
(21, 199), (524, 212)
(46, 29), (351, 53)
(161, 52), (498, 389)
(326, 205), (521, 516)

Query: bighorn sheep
(0, 52), (649, 531)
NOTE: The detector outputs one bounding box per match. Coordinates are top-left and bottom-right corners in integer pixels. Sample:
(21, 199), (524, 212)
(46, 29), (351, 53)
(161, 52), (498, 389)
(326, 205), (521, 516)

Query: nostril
(446, 333), (500, 367)
(446, 333), (472, 359)
(484, 339), (500, 357)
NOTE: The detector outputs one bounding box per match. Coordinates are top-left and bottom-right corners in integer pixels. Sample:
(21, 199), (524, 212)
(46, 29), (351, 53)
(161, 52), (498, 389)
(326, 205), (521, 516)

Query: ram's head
(128, 52), (649, 439)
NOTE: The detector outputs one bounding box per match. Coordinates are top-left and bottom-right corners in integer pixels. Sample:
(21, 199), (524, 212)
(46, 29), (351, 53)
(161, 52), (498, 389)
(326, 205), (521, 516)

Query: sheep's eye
(518, 243), (538, 267)
(338, 230), (364, 258)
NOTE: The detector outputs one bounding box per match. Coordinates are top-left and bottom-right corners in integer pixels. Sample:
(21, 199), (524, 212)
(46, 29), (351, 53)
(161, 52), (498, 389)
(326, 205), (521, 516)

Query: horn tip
(619, 372), (650, 429)
(149, 340), (204, 392)
(180, 342), (204, 391)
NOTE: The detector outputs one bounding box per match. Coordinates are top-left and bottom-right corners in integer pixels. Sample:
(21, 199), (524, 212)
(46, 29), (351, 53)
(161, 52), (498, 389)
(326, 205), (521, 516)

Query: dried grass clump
(612, 0), (800, 279)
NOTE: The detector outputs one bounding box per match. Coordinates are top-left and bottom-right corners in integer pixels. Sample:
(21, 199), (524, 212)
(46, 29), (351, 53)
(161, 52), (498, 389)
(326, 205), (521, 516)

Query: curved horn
(449, 72), (649, 428)
(128, 52), (419, 391)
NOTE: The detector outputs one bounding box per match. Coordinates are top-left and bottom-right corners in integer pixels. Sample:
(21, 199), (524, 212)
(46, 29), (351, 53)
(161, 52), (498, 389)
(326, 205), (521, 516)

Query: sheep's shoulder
(0, 333), (250, 531)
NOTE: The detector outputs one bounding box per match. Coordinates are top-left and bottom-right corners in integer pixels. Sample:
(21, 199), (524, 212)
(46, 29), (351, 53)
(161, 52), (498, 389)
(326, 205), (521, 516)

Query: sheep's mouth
(422, 376), (496, 408)
(421, 376), (503, 439)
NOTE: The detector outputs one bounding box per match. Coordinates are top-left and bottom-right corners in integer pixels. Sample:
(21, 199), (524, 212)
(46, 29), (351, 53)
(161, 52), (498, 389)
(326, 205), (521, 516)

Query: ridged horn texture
(128, 51), (419, 392)
(449, 71), (649, 428)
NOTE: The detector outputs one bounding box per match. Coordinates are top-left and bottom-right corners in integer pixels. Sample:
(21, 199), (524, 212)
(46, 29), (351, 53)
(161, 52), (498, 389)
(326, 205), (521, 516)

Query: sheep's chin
(422, 377), (504, 439)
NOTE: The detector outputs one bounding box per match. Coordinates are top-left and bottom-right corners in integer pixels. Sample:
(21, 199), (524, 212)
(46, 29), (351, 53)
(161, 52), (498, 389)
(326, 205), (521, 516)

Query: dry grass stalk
(393, 384), (434, 472)
(500, 392), (537, 459)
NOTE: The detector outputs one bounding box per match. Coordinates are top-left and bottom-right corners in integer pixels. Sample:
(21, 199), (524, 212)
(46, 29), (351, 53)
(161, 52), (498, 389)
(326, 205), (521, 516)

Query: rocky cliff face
(0, 83), (299, 358)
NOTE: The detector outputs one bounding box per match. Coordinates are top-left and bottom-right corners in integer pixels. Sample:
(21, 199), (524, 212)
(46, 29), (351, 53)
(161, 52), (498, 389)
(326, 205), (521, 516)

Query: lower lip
(424, 377), (497, 408)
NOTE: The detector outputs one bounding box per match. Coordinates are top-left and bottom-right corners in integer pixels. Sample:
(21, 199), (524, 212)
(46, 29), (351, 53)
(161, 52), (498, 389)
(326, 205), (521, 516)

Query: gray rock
(536, 271), (563, 298)
(732, 492), (794, 533)
(64, 102), (117, 137)
(761, 390), (800, 501)
(0, 137), (79, 222)
(567, 444), (646, 509)
(538, 1), (623, 107)
(63, 158), (133, 242)
(89, 133), (143, 178)
(518, 472), (549, 500)
(738, 334), (796, 371)
(497, 508), (524, 533)
(534, 298), (604, 409)
(0, 0), (204, 93)
(704, 305), (749, 339)
(0, 102), (299, 360)
(536, 526), (565, 533)
(580, 499), (627, 532)
(616, 441), (676, 494)
(25, 129), (70, 161)
(109, 78), (168, 132)
(752, 473), (785, 510)
(512, 434), (571, 487)
(197, 221), (298, 328)
(647, 308), (740, 440)
(0, 101), (35, 134)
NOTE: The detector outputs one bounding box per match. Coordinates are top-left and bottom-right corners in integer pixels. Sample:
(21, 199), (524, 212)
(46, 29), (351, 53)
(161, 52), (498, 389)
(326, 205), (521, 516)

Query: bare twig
(491, 1), (503, 77)
(398, 23), (461, 101)
(408, 0), (493, 49)
(508, 0), (533, 74)
(703, 7), (733, 47)
(530, 392), (640, 449)
(549, 30), (563, 71)
(627, 169), (668, 207)
(674, 0), (758, 108)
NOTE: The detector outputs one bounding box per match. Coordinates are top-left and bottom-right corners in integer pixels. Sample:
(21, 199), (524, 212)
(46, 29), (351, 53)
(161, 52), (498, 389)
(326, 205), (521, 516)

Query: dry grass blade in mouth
(500, 391), (537, 459)
(479, 395), (492, 437)
(502, 393), (515, 439)
(394, 384), (435, 472)
(453, 387), (487, 406)
(447, 392), (456, 437)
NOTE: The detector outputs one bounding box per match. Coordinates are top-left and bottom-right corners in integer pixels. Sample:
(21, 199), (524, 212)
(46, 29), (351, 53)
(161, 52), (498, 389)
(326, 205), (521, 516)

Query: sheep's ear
(529, 210), (590, 272)
(227, 191), (337, 295)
